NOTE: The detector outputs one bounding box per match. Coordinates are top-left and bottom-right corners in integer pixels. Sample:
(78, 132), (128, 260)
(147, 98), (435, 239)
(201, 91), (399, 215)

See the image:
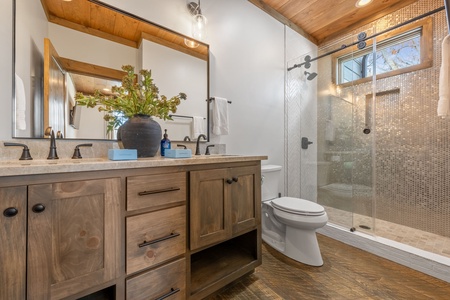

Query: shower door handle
(301, 137), (313, 149)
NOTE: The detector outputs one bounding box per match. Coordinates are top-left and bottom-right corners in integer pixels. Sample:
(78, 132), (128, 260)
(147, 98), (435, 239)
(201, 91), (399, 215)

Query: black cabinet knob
(232, 177), (238, 182)
(32, 204), (45, 213)
(3, 207), (18, 217)
(226, 178), (233, 184)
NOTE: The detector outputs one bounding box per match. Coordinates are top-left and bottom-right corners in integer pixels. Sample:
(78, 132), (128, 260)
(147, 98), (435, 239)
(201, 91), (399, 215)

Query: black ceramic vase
(117, 114), (162, 157)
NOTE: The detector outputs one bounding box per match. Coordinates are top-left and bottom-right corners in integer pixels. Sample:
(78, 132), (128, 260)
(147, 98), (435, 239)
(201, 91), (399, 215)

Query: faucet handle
(72, 143), (93, 159)
(4, 142), (33, 160)
(177, 144), (187, 149)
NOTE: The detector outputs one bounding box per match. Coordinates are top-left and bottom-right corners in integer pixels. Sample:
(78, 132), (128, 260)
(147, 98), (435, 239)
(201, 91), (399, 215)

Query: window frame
(332, 17), (433, 87)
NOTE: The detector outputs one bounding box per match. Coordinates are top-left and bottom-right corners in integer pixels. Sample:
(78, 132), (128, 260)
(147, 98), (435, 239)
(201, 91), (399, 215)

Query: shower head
(304, 71), (318, 81)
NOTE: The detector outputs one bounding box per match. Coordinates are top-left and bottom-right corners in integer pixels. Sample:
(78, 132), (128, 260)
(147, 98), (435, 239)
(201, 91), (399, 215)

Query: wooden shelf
(190, 231), (259, 298)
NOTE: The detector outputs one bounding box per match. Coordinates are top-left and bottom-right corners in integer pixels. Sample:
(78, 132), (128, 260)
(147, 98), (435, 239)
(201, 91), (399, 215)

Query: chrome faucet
(47, 130), (59, 159)
(195, 134), (207, 155)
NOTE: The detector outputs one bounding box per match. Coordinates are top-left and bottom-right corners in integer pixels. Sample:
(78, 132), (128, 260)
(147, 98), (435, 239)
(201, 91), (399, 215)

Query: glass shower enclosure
(286, 7), (450, 258)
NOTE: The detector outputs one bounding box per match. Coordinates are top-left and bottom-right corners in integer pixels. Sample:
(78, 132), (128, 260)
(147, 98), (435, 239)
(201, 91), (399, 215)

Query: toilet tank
(261, 165), (282, 201)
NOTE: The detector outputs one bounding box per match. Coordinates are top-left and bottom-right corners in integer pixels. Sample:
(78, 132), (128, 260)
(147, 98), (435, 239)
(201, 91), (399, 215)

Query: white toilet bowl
(270, 197), (328, 266)
(261, 165), (328, 267)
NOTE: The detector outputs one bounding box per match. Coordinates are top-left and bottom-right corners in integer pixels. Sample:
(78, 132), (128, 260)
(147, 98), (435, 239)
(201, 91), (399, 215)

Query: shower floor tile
(324, 206), (450, 259)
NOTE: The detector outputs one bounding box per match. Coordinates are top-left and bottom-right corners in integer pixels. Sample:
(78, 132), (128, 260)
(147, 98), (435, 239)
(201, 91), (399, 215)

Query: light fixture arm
(187, 0), (202, 16)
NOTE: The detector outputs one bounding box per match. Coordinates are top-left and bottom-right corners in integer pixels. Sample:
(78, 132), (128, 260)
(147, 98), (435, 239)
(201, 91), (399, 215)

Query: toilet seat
(271, 197), (325, 216)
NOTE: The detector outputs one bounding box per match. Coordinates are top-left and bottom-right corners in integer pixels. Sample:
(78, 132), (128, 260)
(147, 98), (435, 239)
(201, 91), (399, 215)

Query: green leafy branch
(75, 65), (187, 133)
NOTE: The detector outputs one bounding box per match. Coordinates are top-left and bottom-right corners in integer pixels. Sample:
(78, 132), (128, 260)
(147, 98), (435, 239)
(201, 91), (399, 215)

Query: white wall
(48, 24), (137, 72)
(0, 0), (13, 140)
(140, 39), (207, 141)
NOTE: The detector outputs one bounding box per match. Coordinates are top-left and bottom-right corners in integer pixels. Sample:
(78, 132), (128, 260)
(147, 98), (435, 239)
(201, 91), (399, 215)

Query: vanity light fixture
(184, 0), (207, 48)
(355, 0), (373, 8)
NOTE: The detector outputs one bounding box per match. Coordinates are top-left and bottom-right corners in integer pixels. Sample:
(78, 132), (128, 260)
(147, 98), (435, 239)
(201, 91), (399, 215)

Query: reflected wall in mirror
(14, 0), (209, 141)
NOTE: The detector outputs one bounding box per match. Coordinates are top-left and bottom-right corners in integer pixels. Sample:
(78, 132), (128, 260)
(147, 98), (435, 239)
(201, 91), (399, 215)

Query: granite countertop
(0, 155), (268, 177)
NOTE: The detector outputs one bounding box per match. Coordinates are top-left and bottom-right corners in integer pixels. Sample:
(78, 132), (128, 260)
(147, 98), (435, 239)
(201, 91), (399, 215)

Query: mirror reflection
(14, 0), (209, 141)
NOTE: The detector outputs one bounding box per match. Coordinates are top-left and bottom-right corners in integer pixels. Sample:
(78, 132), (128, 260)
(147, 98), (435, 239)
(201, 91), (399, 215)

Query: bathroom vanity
(0, 155), (266, 299)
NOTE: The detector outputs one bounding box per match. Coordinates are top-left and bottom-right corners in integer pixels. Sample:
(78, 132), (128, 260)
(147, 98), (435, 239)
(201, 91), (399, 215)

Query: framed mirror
(14, 0), (209, 141)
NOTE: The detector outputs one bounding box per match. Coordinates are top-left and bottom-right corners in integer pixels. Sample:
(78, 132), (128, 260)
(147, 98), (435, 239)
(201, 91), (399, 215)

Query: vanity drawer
(126, 205), (186, 274)
(126, 258), (186, 300)
(127, 172), (186, 211)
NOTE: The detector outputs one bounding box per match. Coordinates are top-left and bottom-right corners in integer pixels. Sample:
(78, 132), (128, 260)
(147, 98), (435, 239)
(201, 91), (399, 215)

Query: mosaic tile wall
(315, 0), (450, 237)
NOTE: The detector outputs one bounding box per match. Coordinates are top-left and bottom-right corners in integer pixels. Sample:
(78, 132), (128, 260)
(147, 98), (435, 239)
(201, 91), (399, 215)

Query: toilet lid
(271, 197), (325, 216)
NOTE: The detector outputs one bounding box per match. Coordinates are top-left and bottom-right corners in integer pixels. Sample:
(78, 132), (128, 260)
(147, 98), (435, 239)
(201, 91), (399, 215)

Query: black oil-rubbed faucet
(195, 134), (207, 155)
(47, 130), (59, 159)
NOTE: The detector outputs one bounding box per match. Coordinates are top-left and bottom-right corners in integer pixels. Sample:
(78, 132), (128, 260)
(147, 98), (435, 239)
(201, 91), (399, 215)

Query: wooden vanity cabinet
(189, 163), (262, 299)
(0, 158), (263, 300)
(0, 186), (27, 300)
(190, 165), (260, 250)
(27, 178), (121, 300)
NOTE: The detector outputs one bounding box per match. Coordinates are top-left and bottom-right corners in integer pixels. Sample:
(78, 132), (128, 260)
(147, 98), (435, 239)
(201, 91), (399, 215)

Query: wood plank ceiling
(248, 0), (420, 44)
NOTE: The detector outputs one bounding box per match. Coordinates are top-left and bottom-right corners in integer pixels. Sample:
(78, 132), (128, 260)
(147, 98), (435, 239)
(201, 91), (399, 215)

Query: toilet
(261, 165), (328, 266)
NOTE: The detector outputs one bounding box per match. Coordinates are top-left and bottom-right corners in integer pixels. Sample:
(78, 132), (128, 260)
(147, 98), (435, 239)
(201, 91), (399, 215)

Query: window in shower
(332, 17), (433, 86)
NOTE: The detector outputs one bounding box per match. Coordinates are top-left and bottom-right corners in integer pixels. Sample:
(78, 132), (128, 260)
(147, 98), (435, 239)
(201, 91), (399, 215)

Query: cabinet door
(0, 186), (27, 300)
(190, 168), (231, 250)
(27, 178), (120, 300)
(230, 165), (261, 235)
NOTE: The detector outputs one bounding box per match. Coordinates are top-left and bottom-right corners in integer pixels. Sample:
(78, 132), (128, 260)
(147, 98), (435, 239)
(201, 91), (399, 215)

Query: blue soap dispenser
(160, 129), (171, 156)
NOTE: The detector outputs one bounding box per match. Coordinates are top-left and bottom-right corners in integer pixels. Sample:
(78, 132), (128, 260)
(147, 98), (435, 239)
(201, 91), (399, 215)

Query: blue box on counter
(164, 149), (192, 158)
(108, 149), (138, 160)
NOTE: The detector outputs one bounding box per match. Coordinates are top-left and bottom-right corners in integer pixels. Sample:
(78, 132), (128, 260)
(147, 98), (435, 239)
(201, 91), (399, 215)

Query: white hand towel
(15, 73), (27, 130)
(191, 116), (205, 139)
(438, 35), (450, 118)
(212, 97), (229, 135)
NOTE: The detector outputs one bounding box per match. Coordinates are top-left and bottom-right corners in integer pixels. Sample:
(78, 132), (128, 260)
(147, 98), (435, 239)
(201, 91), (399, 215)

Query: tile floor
(324, 205), (450, 258)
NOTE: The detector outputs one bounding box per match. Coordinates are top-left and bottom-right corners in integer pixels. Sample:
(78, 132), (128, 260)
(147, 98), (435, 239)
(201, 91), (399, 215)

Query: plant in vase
(76, 65), (187, 157)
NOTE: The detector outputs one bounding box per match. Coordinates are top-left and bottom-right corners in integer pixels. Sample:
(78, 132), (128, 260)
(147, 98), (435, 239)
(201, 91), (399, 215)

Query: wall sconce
(184, 1), (207, 48)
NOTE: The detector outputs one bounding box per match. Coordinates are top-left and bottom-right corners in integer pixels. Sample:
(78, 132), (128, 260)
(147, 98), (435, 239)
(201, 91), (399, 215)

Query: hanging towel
(325, 120), (335, 142)
(212, 97), (229, 135)
(438, 35), (450, 118)
(191, 116), (206, 139)
(15, 73), (27, 130)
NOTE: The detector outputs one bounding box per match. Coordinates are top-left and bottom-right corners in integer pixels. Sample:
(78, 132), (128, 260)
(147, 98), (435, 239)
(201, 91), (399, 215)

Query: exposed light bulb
(192, 14), (207, 41)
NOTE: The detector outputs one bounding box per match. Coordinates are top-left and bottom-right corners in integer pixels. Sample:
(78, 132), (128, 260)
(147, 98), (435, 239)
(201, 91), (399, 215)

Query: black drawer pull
(139, 232), (180, 248)
(138, 187), (180, 196)
(155, 288), (180, 300)
(3, 207), (18, 217)
(32, 204), (45, 213)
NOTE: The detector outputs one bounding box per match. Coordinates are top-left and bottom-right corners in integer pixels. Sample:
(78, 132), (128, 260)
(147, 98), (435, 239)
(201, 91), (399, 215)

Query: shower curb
(318, 224), (450, 283)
